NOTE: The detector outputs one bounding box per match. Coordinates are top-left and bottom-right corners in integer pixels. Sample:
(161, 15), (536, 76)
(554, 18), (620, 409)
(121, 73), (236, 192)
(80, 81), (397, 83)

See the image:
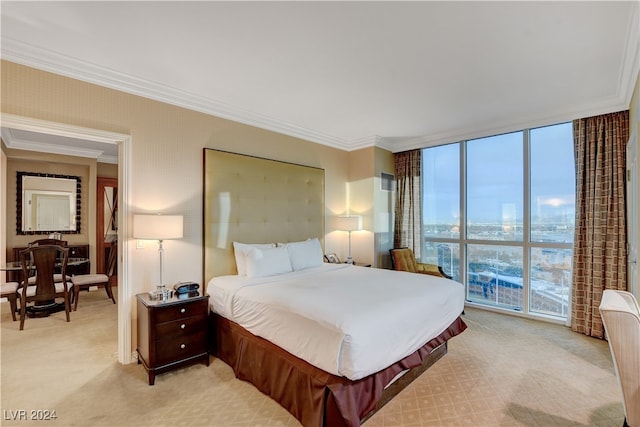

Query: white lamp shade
(133, 214), (183, 240)
(335, 215), (362, 232)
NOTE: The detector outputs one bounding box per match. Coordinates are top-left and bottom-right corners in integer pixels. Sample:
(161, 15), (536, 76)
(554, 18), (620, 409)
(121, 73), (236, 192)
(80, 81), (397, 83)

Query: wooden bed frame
(203, 148), (466, 426)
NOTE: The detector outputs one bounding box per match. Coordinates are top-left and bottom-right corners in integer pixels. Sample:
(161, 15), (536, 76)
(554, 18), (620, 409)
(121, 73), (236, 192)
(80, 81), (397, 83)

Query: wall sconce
(133, 214), (183, 297)
(336, 215), (362, 264)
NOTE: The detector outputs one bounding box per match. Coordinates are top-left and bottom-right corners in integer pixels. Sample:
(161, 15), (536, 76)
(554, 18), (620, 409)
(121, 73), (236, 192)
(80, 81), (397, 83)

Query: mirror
(17, 171), (81, 234)
(103, 184), (117, 242)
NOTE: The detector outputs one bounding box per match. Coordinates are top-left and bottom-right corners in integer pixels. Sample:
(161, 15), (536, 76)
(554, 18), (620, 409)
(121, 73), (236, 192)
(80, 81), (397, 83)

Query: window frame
(421, 123), (574, 322)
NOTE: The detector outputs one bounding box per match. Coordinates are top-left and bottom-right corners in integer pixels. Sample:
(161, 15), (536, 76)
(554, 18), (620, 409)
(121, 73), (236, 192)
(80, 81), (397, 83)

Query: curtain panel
(571, 110), (629, 338)
(393, 150), (422, 258)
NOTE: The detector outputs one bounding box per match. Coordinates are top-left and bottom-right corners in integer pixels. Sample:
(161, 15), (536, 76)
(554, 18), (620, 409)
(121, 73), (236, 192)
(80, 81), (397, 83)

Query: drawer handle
(180, 344), (186, 349)
(180, 308), (186, 314)
(180, 324), (186, 329)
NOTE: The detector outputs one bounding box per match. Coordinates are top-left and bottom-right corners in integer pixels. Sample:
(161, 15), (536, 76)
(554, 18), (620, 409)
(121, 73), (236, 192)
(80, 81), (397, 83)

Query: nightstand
(136, 292), (209, 385)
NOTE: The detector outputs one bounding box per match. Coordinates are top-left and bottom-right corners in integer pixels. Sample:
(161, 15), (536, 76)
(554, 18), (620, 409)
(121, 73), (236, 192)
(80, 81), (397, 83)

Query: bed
(203, 149), (466, 426)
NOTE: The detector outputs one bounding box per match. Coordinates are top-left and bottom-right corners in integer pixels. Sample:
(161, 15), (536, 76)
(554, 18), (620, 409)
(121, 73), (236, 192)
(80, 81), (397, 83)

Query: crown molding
(3, 26), (637, 156)
(390, 93), (631, 153)
(1, 38), (360, 152)
(1, 113), (128, 145)
(1, 114), (124, 163)
(346, 135), (384, 151)
(5, 137), (104, 160)
(1, 126), (105, 157)
(1, 126), (118, 163)
(97, 154), (118, 164)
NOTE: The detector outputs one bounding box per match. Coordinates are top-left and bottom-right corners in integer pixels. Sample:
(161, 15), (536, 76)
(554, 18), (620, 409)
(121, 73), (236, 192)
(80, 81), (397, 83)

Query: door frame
(627, 129), (638, 297)
(1, 113), (133, 364)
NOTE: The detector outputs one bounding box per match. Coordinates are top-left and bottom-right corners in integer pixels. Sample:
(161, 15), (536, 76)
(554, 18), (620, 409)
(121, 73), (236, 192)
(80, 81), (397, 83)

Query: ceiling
(1, 1), (638, 155)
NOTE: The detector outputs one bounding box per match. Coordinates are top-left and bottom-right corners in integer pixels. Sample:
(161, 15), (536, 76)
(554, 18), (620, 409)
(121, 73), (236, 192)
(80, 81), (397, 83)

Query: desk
(1, 258), (88, 318)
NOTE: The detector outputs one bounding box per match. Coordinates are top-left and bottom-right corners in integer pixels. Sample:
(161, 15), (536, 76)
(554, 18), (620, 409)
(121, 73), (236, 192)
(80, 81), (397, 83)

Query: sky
(422, 122), (575, 225)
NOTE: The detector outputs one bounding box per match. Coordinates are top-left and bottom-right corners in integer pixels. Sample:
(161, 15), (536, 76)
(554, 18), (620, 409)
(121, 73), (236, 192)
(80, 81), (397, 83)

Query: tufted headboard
(203, 149), (325, 287)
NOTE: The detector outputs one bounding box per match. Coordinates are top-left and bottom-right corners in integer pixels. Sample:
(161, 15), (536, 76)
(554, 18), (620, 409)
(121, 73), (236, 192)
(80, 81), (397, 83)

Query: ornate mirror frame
(16, 171), (82, 235)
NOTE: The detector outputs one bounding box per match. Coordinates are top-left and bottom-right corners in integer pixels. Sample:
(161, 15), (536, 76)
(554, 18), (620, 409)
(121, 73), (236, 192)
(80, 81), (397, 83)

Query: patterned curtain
(394, 149), (422, 258)
(571, 110), (629, 338)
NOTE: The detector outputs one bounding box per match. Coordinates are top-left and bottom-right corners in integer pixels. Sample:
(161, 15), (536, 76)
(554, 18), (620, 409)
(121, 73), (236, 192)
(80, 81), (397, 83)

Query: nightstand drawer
(155, 315), (206, 339)
(155, 330), (207, 366)
(154, 299), (206, 323)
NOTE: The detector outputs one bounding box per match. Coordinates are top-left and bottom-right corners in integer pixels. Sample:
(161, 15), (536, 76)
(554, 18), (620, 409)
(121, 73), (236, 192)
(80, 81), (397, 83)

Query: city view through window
(422, 123), (575, 319)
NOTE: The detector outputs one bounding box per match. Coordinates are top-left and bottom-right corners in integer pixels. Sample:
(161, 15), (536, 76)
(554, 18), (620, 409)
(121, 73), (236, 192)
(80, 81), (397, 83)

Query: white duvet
(208, 263), (465, 380)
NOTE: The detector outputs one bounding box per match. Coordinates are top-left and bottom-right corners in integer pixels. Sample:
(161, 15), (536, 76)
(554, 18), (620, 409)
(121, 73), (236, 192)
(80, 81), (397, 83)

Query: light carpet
(1, 290), (625, 426)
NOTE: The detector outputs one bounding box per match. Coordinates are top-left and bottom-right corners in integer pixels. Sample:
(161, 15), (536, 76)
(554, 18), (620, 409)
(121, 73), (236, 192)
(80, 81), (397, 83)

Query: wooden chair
(71, 242), (116, 310)
(599, 290), (640, 427)
(29, 239), (68, 247)
(0, 240), (60, 319)
(17, 245), (72, 330)
(0, 282), (19, 321)
(26, 239), (69, 284)
(389, 247), (452, 279)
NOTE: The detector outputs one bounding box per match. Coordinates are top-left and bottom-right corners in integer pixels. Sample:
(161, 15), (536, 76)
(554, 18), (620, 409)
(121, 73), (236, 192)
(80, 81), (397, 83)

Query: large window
(422, 123), (575, 320)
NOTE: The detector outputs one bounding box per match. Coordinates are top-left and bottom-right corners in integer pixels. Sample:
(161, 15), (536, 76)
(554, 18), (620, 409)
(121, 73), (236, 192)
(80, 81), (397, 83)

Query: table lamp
(336, 215), (362, 264)
(133, 214), (183, 299)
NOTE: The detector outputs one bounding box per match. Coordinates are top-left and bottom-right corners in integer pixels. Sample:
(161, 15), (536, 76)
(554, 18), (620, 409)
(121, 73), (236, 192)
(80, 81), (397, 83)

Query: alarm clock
(173, 281), (200, 294)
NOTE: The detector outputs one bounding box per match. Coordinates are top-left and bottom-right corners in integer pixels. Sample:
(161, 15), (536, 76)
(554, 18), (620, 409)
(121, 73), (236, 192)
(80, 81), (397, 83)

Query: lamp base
(345, 257), (355, 265)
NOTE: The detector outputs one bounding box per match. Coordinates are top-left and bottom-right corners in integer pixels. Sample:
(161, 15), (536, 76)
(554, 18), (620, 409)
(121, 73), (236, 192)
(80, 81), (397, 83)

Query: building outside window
(421, 122), (575, 320)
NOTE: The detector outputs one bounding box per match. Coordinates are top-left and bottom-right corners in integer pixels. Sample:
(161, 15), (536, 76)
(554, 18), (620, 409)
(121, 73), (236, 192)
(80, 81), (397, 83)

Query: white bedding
(208, 263), (465, 380)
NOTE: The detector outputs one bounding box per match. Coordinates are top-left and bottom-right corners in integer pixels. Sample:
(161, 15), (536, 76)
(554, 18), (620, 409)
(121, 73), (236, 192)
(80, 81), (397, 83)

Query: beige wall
(0, 59), (363, 295)
(346, 147), (374, 264)
(346, 147), (395, 267)
(3, 152), (96, 267)
(1, 148), (6, 277)
(98, 162), (118, 179)
(373, 147), (395, 268)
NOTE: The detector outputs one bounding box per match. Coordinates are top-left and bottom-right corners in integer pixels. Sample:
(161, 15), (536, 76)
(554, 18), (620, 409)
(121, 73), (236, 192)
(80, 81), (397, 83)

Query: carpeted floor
(0, 290), (625, 426)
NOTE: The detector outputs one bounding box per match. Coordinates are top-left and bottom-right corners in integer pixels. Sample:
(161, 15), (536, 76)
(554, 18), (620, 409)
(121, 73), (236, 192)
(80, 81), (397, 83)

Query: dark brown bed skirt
(210, 314), (467, 427)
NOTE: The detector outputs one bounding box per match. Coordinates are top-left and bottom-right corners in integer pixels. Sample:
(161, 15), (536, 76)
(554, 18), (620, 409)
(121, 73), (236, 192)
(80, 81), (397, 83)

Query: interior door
(97, 177), (118, 279)
(627, 135), (638, 297)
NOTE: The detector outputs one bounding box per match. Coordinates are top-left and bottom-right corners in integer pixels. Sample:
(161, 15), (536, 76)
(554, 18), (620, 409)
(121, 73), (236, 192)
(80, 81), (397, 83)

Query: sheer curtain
(393, 149), (422, 258)
(571, 110), (629, 338)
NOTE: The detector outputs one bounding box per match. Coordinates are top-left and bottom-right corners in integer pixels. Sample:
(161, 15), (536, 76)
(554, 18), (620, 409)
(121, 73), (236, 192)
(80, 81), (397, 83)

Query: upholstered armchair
(599, 290), (640, 427)
(389, 248), (452, 279)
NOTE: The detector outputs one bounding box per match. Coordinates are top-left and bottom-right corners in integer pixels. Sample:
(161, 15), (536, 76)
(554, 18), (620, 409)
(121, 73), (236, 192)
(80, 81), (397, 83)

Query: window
(422, 122), (575, 320)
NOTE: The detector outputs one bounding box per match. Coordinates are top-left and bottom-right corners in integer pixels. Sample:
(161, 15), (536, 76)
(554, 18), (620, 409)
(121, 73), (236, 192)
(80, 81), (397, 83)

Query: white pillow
(281, 238), (324, 271)
(245, 246), (293, 278)
(233, 242), (276, 276)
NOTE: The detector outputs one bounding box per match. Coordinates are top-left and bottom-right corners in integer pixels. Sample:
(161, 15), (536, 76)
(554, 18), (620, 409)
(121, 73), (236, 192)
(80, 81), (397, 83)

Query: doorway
(0, 113), (132, 364)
